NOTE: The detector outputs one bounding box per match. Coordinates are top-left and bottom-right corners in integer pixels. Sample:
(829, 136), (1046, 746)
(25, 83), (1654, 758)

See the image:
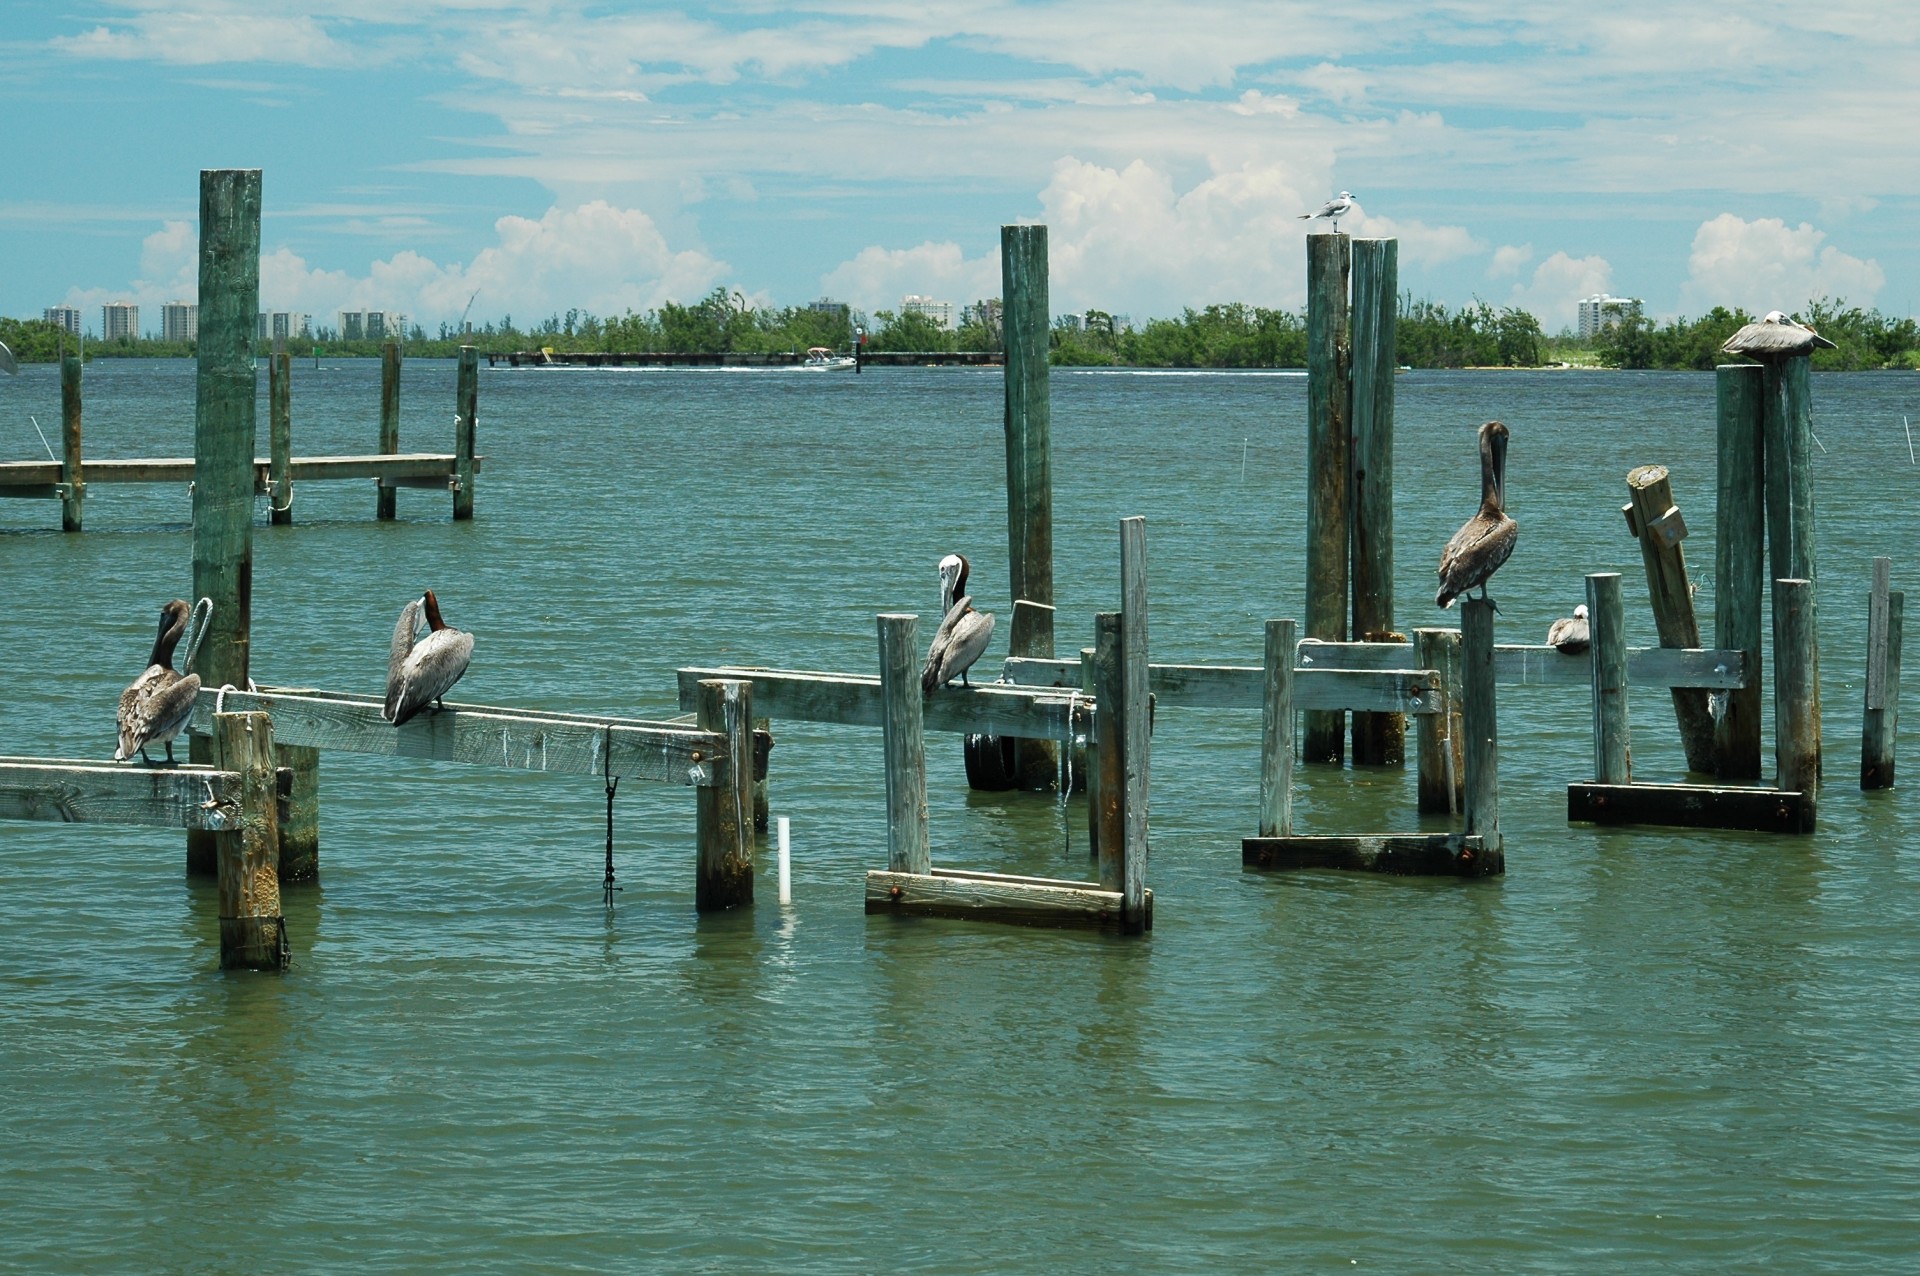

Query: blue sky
(3, 2), (1912, 335)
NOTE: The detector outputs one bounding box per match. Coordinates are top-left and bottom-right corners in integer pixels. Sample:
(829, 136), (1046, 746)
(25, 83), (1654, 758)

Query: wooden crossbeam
(865, 867), (1151, 929)
(999, 656), (1440, 713)
(0, 454), (483, 489)
(1295, 639), (1746, 689)
(1567, 782), (1814, 833)
(1242, 832), (1499, 876)
(189, 686), (758, 788)
(0, 759), (244, 831)
(676, 666), (1091, 739)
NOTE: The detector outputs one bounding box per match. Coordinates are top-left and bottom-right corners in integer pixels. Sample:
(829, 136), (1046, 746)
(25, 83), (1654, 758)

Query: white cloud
(1507, 252), (1613, 329)
(1680, 214), (1885, 313)
(54, 13), (356, 67)
(1341, 209), (1482, 269)
(818, 242), (1000, 317)
(1488, 244), (1533, 279)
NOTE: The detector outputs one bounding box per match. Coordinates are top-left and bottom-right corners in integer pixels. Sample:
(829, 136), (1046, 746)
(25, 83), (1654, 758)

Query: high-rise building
(339, 310), (401, 342)
(807, 298), (850, 321)
(901, 295), (955, 330)
(961, 298), (1003, 338)
(1577, 294), (1643, 339)
(256, 311), (307, 343)
(102, 301), (139, 342)
(43, 306), (82, 337)
(162, 302), (198, 344)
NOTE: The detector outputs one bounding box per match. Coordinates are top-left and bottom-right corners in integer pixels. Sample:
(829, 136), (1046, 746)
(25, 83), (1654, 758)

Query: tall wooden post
(1259, 618), (1296, 837)
(1714, 364), (1765, 778)
(1586, 572), (1631, 784)
(1460, 597), (1500, 854)
(59, 352), (83, 532)
(1774, 578), (1819, 800)
(278, 749), (320, 882)
(269, 341), (292, 525)
(1119, 516), (1150, 934)
(1303, 232), (1351, 764)
(378, 340), (400, 520)
(1350, 237), (1400, 765)
(877, 614), (931, 877)
(188, 169), (261, 876)
(1862, 557), (1903, 790)
(1414, 626), (1463, 814)
(212, 711), (287, 970)
(1001, 224), (1056, 789)
(1093, 614), (1124, 892)
(1623, 465), (1713, 770)
(1764, 356), (1819, 769)
(453, 345), (477, 521)
(694, 678), (755, 909)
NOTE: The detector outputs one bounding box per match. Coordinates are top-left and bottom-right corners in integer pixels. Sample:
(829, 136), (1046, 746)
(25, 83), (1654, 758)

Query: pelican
(383, 589), (474, 725)
(0, 339), (17, 376)
(115, 599), (204, 765)
(1721, 311), (1836, 360)
(1436, 420), (1518, 609)
(921, 553), (996, 696)
(1298, 191), (1355, 232)
(1546, 604), (1590, 654)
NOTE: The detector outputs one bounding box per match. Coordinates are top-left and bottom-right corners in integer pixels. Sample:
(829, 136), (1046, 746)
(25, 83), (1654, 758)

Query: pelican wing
(143, 672), (202, 750)
(383, 599), (423, 721)
(387, 627), (473, 725)
(928, 609), (996, 694)
(116, 666), (166, 760)
(1545, 615), (1590, 653)
(116, 667), (199, 760)
(1722, 320), (1835, 358)
(1435, 512), (1518, 607)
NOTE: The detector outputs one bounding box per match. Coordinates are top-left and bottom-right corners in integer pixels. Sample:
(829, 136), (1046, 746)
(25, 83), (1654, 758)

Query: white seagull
(1298, 191), (1355, 233)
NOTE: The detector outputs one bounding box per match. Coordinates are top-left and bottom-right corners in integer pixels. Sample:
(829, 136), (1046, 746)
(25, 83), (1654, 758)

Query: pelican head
(1762, 310), (1790, 323)
(422, 589), (446, 632)
(937, 553), (970, 613)
(1575, 604), (1589, 620)
(1481, 420), (1510, 512)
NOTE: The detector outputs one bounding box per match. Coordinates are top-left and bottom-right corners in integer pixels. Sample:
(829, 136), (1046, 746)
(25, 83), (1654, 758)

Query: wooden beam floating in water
(865, 867), (1150, 928)
(1242, 832), (1498, 877)
(1567, 783), (1814, 834)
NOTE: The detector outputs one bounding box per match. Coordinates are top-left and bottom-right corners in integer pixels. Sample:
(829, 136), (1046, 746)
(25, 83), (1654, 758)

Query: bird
(0, 339), (17, 376)
(921, 553), (996, 696)
(115, 599), (203, 765)
(1721, 311), (1837, 360)
(383, 589), (474, 725)
(1298, 191), (1355, 232)
(1436, 420), (1518, 610)
(1546, 604), (1591, 654)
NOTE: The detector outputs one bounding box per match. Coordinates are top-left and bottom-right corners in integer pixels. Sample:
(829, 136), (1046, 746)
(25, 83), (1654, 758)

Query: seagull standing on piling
(1720, 311), (1837, 360)
(115, 599), (204, 765)
(921, 553), (996, 696)
(1298, 191), (1356, 233)
(1436, 421), (1518, 610)
(1546, 604), (1590, 654)
(384, 589), (474, 724)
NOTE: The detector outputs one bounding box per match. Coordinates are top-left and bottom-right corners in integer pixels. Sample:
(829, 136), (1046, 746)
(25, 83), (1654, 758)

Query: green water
(4, 359), (1918, 1271)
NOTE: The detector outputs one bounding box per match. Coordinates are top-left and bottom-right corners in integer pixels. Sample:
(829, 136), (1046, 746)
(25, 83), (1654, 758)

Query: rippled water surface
(4, 358), (1919, 1271)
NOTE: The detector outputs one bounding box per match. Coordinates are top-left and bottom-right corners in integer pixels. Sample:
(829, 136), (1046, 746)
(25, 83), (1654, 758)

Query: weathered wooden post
(1586, 572), (1631, 784)
(1080, 644), (1102, 858)
(269, 339), (292, 526)
(187, 168), (261, 876)
(1862, 557), (1903, 790)
(1774, 578), (1818, 800)
(211, 710), (287, 970)
(1460, 597), (1500, 854)
(1119, 516), (1150, 933)
(1413, 627), (1463, 813)
(59, 351), (83, 532)
(1000, 224), (1056, 789)
(1092, 615), (1124, 889)
(1303, 231), (1351, 764)
(752, 716), (771, 832)
(1623, 465), (1712, 770)
(878, 614), (931, 877)
(1350, 237), (1401, 765)
(454, 345), (477, 521)
(1764, 356), (1819, 764)
(1715, 363), (1765, 779)
(378, 340), (401, 520)
(694, 678), (754, 909)
(278, 750), (320, 882)
(1259, 618), (1296, 837)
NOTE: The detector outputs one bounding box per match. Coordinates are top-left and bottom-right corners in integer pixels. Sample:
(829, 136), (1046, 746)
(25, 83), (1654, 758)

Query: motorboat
(801, 346), (857, 371)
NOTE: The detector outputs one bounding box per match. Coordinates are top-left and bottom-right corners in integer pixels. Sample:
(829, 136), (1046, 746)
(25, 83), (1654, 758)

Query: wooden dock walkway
(489, 349), (999, 369)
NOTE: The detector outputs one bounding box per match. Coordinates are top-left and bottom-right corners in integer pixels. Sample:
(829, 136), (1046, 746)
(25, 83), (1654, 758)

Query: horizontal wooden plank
(999, 657), (1439, 714)
(0, 455), (482, 487)
(1567, 783), (1814, 833)
(677, 666), (1090, 739)
(1242, 833), (1500, 876)
(865, 870), (1152, 929)
(1297, 639), (1746, 689)
(191, 687), (750, 787)
(0, 483), (62, 499)
(0, 760), (243, 831)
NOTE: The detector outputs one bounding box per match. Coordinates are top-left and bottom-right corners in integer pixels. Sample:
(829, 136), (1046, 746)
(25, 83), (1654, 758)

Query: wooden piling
(1460, 597), (1500, 854)
(1350, 238), (1399, 765)
(1259, 618), (1296, 837)
(1120, 516), (1150, 933)
(1587, 572), (1631, 784)
(1765, 356), (1819, 756)
(1001, 225), (1055, 789)
(1622, 465), (1712, 771)
(1413, 627), (1463, 813)
(378, 340), (400, 520)
(1861, 557), (1902, 789)
(1304, 231), (1352, 764)
(694, 678), (755, 909)
(454, 345), (477, 521)
(1093, 614), (1124, 891)
(877, 615), (930, 877)
(753, 716), (771, 832)
(1715, 363), (1766, 779)
(1081, 644), (1101, 858)
(278, 746), (320, 881)
(59, 352), (83, 532)
(188, 169), (262, 876)
(1774, 578), (1819, 799)
(269, 341), (292, 526)
(211, 711), (287, 970)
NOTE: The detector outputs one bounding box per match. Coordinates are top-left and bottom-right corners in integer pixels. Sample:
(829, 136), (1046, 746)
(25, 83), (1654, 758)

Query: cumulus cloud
(1680, 214), (1884, 314)
(54, 13), (355, 67)
(1507, 252), (1613, 330)
(818, 241), (1001, 317)
(1488, 244), (1533, 279)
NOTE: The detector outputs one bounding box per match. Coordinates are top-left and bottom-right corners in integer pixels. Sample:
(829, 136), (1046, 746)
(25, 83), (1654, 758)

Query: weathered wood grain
(1413, 627), (1463, 814)
(1093, 614), (1123, 890)
(378, 340), (400, 520)
(1350, 238), (1400, 765)
(1120, 516), (1150, 933)
(864, 869), (1148, 930)
(694, 680), (754, 911)
(1304, 230), (1352, 764)
(1625, 465), (1714, 770)
(60, 353), (83, 531)
(1715, 363), (1767, 778)
(1242, 832), (1498, 877)
(1461, 597), (1500, 854)
(878, 614), (930, 876)
(1862, 588), (1902, 790)
(1259, 618), (1296, 838)
(676, 665), (1088, 739)
(1774, 577), (1819, 798)
(1587, 572), (1631, 785)
(454, 345), (477, 519)
(270, 344), (292, 525)
(1567, 782), (1814, 834)
(211, 712), (287, 970)
(998, 656), (1442, 713)
(1294, 639), (1746, 689)
(0, 760), (243, 831)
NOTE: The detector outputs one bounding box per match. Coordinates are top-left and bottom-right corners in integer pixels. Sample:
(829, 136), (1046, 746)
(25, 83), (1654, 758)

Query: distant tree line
(1593, 301), (1920, 371)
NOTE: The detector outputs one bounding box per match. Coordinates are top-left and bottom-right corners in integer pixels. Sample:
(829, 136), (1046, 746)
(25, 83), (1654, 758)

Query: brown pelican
(383, 589), (474, 725)
(921, 553), (996, 695)
(1546, 604), (1590, 654)
(1297, 191), (1355, 232)
(1721, 311), (1836, 360)
(115, 599), (203, 765)
(1436, 420), (1518, 609)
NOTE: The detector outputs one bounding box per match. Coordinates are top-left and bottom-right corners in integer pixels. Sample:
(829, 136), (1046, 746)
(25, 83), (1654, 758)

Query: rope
(602, 724), (621, 909)
(268, 479), (294, 513)
(28, 415), (57, 463)
(1059, 688), (1081, 856)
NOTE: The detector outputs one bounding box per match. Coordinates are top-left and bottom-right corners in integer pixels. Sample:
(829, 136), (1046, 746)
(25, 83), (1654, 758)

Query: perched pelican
(1436, 420), (1518, 609)
(921, 553), (996, 696)
(1546, 604), (1591, 654)
(1298, 191), (1355, 232)
(1721, 311), (1836, 360)
(115, 599), (203, 765)
(383, 589), (474, 725)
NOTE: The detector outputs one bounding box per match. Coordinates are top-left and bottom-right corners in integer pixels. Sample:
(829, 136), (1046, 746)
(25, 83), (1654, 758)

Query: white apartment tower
(901, 295), (955, 330)
(1577, 294), (1643, 339)
(43, 306), (82, 337)
(162, 302), (199, 344)
(102, 301), (140, 342)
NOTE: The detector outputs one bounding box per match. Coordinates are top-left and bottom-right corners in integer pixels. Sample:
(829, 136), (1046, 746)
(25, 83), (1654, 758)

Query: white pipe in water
(777, 816), (792, 905)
